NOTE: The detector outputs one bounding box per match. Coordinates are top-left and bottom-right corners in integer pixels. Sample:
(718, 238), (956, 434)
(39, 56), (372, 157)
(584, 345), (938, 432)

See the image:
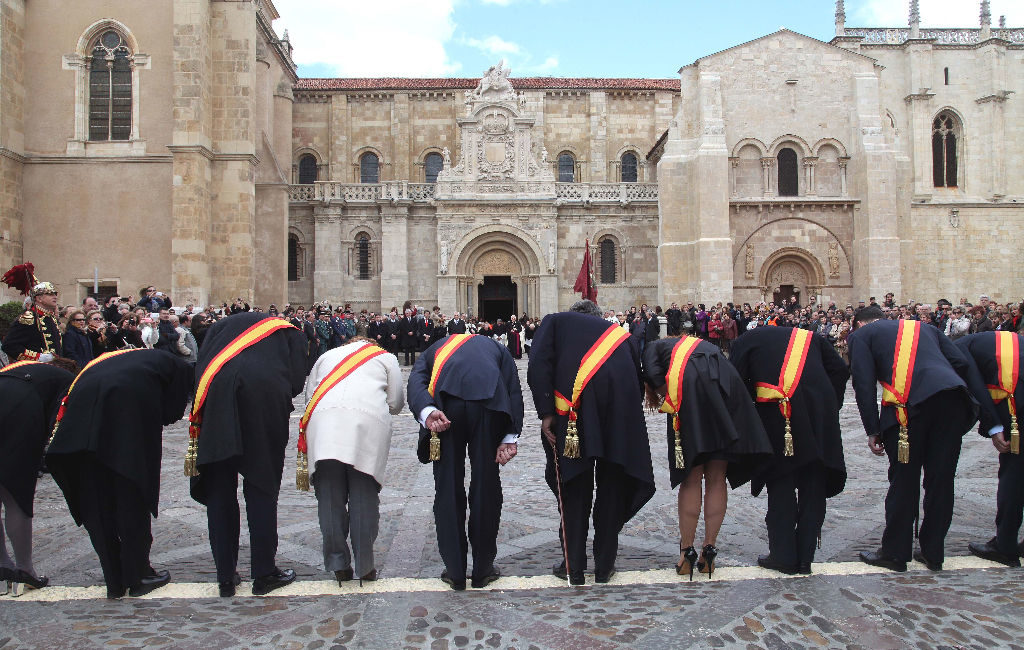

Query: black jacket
(398, 317), (420, 352)
(447, 319), (467, 335)
(954, 332), (1018, 435)
(729, 326), (850, 498)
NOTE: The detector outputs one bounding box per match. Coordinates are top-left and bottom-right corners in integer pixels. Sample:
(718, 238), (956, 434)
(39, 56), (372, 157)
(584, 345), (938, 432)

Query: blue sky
(273, 0), (1023, 79)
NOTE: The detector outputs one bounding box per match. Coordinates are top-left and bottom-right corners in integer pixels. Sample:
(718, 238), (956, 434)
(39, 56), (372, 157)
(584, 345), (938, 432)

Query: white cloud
(462, 35), (522, 56)
(272, 0), (459, 77)
(852, 0), (1023, 27)
(520, 56), (559, 75)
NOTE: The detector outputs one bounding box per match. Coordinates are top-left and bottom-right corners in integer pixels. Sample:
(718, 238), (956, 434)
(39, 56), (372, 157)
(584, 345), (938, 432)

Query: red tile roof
(295, 77), (680, 92)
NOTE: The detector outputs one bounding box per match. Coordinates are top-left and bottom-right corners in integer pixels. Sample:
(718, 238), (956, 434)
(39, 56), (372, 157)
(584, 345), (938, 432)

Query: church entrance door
(478, 276), (517, 322)
(773, 284), (797, 306)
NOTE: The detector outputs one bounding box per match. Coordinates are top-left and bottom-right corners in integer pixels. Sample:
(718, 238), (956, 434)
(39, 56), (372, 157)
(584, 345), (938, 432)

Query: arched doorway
(478, 276), (517, 321)
(446, 226), (547, 319)
(759, 248), (825, 307)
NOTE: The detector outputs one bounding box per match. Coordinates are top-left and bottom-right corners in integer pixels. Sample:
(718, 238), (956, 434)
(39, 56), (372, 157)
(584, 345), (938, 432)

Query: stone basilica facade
(1, 1), (1022, 317)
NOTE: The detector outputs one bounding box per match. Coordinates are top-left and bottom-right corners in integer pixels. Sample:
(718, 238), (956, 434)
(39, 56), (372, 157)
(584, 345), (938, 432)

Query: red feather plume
(2, 262), (35, 295)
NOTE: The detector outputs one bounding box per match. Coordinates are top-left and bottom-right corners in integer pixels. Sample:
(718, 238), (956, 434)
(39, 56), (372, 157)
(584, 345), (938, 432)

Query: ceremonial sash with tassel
(49, 349), (139, 444)
(425, 334), (475, 461)
(186, 319), (297, 477)
(0, 360), (40, 373)
(755, 328), (813, 457)
(880, 320), (921, 464)
(553, 324), (631, 458)
(659, 336), (702, 469)
(987, 331), (1020, 455)
(296, 343), (388, 490)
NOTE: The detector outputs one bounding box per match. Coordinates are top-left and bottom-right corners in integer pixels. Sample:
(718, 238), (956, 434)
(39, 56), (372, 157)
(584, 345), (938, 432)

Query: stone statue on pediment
(475, 60), (514, 98)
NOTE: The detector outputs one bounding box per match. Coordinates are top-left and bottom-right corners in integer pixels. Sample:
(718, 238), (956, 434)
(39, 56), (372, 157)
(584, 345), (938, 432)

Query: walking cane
(548, 433), (572, 586)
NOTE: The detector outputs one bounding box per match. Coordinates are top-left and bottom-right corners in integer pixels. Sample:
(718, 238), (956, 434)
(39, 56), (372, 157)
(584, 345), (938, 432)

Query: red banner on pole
(573, 238), (598, 303)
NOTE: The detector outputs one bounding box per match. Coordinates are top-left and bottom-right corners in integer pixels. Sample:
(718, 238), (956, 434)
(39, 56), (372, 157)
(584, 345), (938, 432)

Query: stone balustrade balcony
(288, 181), (658, 204)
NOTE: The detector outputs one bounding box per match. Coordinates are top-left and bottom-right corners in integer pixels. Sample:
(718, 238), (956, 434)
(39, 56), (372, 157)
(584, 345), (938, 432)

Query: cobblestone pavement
(2, 357), (1023, 649)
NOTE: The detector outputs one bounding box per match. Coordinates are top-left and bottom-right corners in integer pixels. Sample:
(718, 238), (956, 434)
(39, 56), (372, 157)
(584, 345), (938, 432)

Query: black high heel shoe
(697, 544), (718, 579)
(676, 544), (699, 581)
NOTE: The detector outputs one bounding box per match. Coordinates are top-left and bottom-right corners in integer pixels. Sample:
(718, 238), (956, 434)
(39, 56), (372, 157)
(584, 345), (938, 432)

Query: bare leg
(701, 460), (729, 547)
(0, 486), (35, 577)
(678, 467), (703, 563)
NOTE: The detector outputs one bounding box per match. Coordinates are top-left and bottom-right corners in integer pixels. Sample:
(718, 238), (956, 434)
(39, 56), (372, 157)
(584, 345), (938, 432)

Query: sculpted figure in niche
(828, 243), (840, 278)
(745, 244), (755, 279)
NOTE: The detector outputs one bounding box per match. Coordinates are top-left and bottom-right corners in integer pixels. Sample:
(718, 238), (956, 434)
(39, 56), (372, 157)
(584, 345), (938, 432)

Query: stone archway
(759, 247), (826, 306)
(444, 226), (546, 319)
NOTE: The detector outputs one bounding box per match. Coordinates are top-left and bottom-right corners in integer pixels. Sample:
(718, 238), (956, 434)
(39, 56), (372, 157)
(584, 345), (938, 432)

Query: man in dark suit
(188, 313), (308, 597)
(398, 308), (420, 365)
(447, 312), (467, 335)
(527, 300), (654, 585)
(407, 332), (523, 590)
(730, 326), (850, 575)
(957, 332), (1023, 567)
(848, 306), (994, 571)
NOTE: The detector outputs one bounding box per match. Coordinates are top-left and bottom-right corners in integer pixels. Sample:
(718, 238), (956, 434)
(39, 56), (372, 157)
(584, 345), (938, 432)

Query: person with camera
(137, 286), (171, 313)
(152, 309), (180, 355)
(110, 313), (144, 350)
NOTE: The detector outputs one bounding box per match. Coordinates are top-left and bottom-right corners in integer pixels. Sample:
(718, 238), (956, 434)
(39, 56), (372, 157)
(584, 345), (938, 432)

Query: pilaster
(589, 91), (607, 182)
(0, 0), (25, 282)
(313, 205), (343, 303)
(379, 205), (410, 310)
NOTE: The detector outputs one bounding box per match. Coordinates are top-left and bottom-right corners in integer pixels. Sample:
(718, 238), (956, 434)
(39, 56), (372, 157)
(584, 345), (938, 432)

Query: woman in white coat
(302, 336), (405, 584)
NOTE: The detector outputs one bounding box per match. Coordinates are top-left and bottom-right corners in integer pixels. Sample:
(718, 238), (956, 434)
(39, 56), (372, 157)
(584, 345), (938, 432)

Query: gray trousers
(312, 459), (379, 577)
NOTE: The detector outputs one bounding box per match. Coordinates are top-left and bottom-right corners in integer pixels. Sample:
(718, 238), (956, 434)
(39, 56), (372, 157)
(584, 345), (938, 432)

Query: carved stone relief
(745, 244), (755, 279)
(828, 242), (840, 278)
(475, 250), (521, 276)
(767, 261), (807, 294)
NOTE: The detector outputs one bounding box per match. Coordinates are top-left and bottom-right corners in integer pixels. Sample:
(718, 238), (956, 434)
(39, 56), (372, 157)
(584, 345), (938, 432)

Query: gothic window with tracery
(298, 154), (318, 184)
(356, 233), (371, 280)
(620, 152), (638, 183)
(777, 148), (799, 196)
(88, 30), (132, 141)
(424, 152), (443, 183)
(557, 152), (576, 182)
(599, 238), (617, 284)
(360, 152), (379, 184)
(932, 112), (959, 188)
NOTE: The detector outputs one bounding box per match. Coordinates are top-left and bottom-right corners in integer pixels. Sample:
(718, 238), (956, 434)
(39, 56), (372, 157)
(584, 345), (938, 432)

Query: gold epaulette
(18, 310), (34, 325)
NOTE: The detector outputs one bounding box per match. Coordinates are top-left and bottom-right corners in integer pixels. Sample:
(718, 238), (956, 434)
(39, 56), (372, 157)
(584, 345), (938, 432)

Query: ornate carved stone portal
(474, 249), (521, 277)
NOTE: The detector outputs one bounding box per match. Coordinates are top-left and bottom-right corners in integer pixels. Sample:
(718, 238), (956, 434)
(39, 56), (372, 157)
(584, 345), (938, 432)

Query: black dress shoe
(757, 554), (799, 575)
(13, 569), (49, 589)
(218, 572), (242, 598)
(912, 550), (942, 572)
(969, 540), (1021, 568)
(797, 562), (812, 575)
(440, 570), (466, 591)
(252, 567), (296, 596)
(859, 550), (907, 572)
(594, 568), (616, 584)
(335, 568), (354, 585)
(129, 569), (170, 597)
(107, 585), (126, 600)
(551, 561), (585, 585)
(471, 567), (501, 588)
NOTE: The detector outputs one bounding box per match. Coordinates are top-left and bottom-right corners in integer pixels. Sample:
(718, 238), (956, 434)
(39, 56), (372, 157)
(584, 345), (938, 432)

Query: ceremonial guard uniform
(848, 310), (994, 571)
(46, 349), (193, 599)
(2, 263), (62, 363)
(298, 339), (405, 584)
(408, 333), (523, 590)
(186, 313), (308, 596)
(527, 306), (655, 585)
(0, 360), (74, 592)
(956, 332), (1024, 567)
(730, 326), (849, 574)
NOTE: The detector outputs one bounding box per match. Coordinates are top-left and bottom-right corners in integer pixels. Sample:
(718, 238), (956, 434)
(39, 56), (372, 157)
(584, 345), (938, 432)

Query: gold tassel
(563, 417), (580, 459)
(783, 418), (794, 457)
(673, 417), (685, 469)
(47, 422), (59, 447)
(184, 436), (199, 477)
(898, 424), (910, 464)
(296, 451), (310, 491)
(429, 431), (441, 461)
(1010, 414), (1019, 455)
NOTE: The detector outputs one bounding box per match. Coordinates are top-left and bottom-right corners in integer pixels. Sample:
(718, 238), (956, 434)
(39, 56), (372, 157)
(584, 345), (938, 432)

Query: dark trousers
(431, 399), (503, 583)
(995, 449), (1024, 554)
(546, 442), (631, 575)
(203, 460), (279, 583)
(880, 391), (969, 563)
(75, 459), (153, 592)
(403, 349), (416, 366)
(765, 463), (826, 567)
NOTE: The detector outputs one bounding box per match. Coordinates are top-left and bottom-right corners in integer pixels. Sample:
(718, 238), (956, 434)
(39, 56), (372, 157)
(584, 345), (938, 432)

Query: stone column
(379, 206), (410, 310)
(0, 0), (26, 286)
(313, 205), (343, 303)
(761, 158), (775, 197)
(803, 158), (817, 196)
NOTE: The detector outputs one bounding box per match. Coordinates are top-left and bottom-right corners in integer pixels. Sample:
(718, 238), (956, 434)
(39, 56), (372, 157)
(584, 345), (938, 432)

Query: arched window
(360, 152), (379, 184)
(620, 152), (638, 183)
(557, 152), (576, 182)
(356, 233), (371, 280)
(777, 148), (799, 196)
(599, 238), (617, 284)
(932, 112), (959, 188)
(298, 154), (318, 184)
(288, 234), (301, 282)
(88, 30), (133, 141)
(424, 152), (443, 184)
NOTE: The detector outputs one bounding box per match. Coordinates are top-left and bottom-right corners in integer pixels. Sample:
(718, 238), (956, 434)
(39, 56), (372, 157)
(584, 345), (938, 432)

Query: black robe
(46, 350), (193, 522)
(642, 337), (772, 489)
(0, 362), (74, 515)
(729, 326), (850, 499)
(527, 311), (655, 523)
(2, 308), (63, 361)
(188, 313), (308, 504)
(506, 321), (523, 359)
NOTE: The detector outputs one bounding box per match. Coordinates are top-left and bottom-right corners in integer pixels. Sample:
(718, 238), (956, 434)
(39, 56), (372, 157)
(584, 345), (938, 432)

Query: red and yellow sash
(659, 336), (701, 469)
(755, 328), (813, 456)
(295, 343), (388, 489)
(428, 334), (474, 397)
(987, 331), (1020, 454)
(184, 318), (297, 476)
(880, 319), (921, 463)
(0, 360), (39, 373)
(49, 348), (140, 443)
(553, 324), (631, 458)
